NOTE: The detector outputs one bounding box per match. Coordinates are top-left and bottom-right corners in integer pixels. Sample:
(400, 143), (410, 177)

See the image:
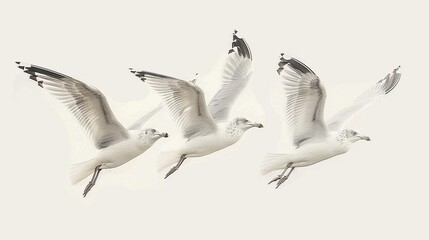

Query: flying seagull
(16, 62), (168, 197)
(262, 54), (401, 188)
(130, 30), (263, 179)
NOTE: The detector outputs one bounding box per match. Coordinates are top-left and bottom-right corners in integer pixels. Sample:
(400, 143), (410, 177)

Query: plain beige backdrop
(1, 0), (428, 239)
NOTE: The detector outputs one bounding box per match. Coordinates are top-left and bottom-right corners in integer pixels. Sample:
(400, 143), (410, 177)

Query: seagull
(16, 62), (168, 197)
(130, 30), (263, 179)
(262, 54), (401, 188)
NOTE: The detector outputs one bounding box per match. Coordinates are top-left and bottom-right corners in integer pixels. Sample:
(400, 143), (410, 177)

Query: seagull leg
(268, 162), (292, 185)
(165, 154), (187, 179)
(83, 165), (102, 197)
(276, 166), (295, 189)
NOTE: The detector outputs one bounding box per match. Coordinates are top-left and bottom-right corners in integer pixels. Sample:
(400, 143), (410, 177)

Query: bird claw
(275, 176), (288, 189)
(164, 155), (186, 179)
(165, 167), (178, 179)
(268, 175), (281, 185)
(83, 181), (95, 197)
(82, 165), (102, 197)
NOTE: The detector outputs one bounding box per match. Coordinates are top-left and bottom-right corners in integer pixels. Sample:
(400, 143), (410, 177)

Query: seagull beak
(359, 135), (371, 141)
(157, 132), (168, 138)
(253, 123), (264, 128)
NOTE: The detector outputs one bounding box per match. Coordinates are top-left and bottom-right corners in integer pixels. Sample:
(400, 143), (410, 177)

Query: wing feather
(208, 31), (253, 122)
(130, 69), (217, 139)
(277, 55), (328, 146)
(17, 62), (129, 149)
(327, 66), (401, 130)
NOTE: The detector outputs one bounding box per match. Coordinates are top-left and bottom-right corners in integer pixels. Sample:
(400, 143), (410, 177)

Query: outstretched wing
(17, 62), (129, 149)
(327, 66), (401, 130)
(130, 69), (217, 139)
(207, 30), (253, 122)
(277, 54), (328, 147)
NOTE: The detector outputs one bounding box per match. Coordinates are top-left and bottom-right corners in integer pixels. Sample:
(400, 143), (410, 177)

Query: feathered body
(71, 130), (163, 183)
(264, 53), (401, 187)
(16, 62), (168, 196)
(158, 122), (247, 171)
(262, 131), (350, 174)
(131, 31), (263, 178)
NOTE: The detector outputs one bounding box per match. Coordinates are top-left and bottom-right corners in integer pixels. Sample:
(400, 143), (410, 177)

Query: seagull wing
(130, 69), (217, 139)
(277, 55), (328, 147)
(207, 31), (253, 122)
(327, 66), (401, 131)
(17, 62), (129, 149)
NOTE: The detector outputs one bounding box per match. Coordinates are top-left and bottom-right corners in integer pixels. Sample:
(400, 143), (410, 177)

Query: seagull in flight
(16, 62), (168, 197)
(130, 30), (263, 179)
(262, 54), (401, 188)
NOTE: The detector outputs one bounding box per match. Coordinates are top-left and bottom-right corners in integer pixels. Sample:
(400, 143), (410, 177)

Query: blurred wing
(17, 62), (129, 149)
(208, 31), (253, 122)
(130, 69), (217, 139)
(327, 66), (401, 130)
(128, 103), (163, 130)
(277, 55), (328, 147)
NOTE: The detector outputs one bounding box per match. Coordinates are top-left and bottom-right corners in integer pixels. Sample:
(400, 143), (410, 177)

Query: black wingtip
(394, 65), (401, 72)
(129, 68), (138, 75)
(29, 75), (37, 81)
(24, 69), (34, 75)
(130, 69), (178, 82)
(228, 30), (252, 60)
(383, 66), (402, 94)
(277, 53), (288, 75)
(135, 71), (145, 78)
(233, 29), (238, 40)
(16, 61), (25, 69)
(277, 53), (315, 75)
(129, 69), (146, 82)
(18, 64), (69, 79)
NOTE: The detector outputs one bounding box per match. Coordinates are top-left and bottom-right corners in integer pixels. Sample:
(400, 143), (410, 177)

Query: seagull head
(231, 117), (264, 131)
(141, 128), (169, 142)
(344, 129), (371, 143)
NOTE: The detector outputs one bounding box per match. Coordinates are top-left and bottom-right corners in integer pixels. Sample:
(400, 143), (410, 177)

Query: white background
(2, 0), (428, 239)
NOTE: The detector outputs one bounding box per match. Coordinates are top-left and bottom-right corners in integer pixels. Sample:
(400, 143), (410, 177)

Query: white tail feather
(261, 153), (296, 175)
(70, 159), (98, 184)
(157, 150), (181, 172)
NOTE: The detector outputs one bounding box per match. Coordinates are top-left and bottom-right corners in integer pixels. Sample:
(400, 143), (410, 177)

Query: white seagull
(262, 54), (401, 188)
(16, 62), (168, 197)
(130, 31), (263, 179)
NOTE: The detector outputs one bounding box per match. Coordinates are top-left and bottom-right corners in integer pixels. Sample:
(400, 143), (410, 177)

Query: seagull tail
(261, 153), (296, 175)
(157, 150), (181, 172)
(69, 159), (98, 184)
